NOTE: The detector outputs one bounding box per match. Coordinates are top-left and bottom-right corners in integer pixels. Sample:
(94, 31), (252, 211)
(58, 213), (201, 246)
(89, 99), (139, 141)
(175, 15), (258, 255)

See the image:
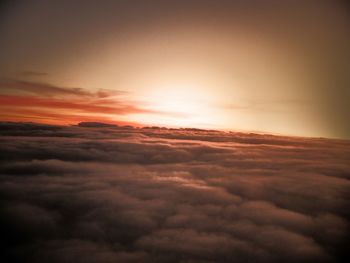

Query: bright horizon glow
(0, 1), (349, 139)
(130, 84), (223, 128)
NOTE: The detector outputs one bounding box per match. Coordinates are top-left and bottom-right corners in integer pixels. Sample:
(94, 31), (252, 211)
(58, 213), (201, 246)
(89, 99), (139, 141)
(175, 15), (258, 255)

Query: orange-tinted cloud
(0, 108), (138, 126)
(0, 95), (148, 114)
(0, 79), (157, 125)
(0, 79), (125, 98)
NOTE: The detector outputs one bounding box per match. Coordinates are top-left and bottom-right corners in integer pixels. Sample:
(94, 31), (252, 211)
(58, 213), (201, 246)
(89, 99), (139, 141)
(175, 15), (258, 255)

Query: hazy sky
(0, 0), (349, 138)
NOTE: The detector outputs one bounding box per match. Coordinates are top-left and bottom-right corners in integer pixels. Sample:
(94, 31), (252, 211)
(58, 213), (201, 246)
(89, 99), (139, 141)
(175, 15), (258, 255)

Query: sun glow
(131, 84), (221, 128)
(151, 86), (202, 113)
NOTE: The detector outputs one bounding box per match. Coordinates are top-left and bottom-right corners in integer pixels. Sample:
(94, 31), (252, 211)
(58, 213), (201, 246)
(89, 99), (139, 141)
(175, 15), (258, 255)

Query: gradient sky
(0, 0), (349, 138)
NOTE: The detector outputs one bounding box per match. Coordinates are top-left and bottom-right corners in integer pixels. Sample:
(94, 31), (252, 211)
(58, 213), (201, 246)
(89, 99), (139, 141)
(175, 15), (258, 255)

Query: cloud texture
(0, 122), (349, 263)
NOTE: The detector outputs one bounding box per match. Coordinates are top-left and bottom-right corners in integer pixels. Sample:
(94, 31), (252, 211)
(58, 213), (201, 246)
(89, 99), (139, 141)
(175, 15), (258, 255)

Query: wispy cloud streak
(0, 79), (161, 125)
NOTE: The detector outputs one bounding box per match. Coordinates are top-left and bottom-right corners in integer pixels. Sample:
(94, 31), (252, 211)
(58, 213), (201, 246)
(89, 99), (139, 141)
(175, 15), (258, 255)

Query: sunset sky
(1, 2), (350, 263)
(0, 0), (349, 138)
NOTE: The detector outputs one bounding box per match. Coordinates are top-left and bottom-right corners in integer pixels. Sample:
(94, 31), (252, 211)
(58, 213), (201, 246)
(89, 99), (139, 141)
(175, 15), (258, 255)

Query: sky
(1, 122), (350, 263)
(0, 0), (349, 138)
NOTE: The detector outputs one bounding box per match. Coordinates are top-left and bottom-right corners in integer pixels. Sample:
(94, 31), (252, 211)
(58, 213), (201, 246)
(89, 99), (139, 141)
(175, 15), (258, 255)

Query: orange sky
(0, 1), (349, 138)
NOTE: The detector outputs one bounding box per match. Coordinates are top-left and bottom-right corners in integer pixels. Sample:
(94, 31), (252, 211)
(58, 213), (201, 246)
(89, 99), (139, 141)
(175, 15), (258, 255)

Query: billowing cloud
(0, 122), (349, 263)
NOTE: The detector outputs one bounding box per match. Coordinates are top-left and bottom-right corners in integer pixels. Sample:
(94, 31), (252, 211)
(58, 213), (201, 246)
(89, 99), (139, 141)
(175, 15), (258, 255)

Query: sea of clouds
(0, 122), (349, 263)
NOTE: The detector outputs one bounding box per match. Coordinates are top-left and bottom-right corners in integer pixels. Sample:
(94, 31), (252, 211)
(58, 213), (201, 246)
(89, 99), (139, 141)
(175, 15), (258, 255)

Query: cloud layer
(1, 122), (349, 263)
